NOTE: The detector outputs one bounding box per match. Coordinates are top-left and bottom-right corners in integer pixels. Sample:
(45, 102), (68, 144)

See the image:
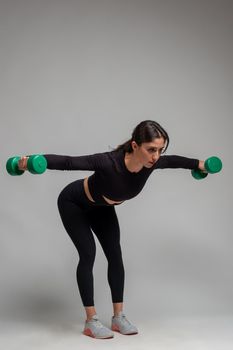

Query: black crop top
(44, 148), (199, 204)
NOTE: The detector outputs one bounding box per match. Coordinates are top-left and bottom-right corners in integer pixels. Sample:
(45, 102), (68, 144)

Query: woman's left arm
(154, 155), (204, 170)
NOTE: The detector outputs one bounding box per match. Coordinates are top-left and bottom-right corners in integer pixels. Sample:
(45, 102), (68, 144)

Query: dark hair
(114, 120), (169, 153)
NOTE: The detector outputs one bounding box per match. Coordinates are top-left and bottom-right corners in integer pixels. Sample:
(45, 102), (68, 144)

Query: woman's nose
(152, 152), (160, 162)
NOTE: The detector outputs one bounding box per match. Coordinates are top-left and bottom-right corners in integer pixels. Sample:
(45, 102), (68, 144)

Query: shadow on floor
(0, 291), (83, 333)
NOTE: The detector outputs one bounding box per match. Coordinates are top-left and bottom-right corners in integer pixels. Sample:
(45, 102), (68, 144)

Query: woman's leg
(57, 194), (97, 319)
(87, 205), (125, 315)
(88, 208), (138, 335)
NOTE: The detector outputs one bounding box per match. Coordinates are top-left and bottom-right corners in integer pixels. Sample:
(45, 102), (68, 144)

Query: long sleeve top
(43, 148), (199, 203)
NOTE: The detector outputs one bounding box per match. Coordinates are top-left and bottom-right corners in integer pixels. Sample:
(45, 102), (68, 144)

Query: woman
(19, 120), (205, 339)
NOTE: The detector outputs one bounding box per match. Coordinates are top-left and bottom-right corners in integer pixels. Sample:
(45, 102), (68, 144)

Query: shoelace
(116, 314), (131, 326)
(89, 319), (105, 328)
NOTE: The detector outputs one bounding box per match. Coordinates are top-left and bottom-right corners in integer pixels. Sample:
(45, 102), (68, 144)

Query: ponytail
(114, 120), (169, 153)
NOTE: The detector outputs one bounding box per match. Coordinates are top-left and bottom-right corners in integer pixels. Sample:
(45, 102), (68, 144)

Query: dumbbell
(192, 156), (222, 180)
(6, 154), (47, 175)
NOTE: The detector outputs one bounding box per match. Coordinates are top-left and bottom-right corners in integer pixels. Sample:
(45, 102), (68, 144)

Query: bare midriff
(83, 177), (124, 205)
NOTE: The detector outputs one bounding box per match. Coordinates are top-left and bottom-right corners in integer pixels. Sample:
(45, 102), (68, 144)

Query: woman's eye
(148, 148), (164, 153)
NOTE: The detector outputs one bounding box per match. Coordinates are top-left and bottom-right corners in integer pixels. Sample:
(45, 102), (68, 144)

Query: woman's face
(132, 137), (166, 168)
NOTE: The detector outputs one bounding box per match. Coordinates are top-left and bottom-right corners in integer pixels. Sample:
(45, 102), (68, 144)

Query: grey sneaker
(111, 311), (138, 335)
(83, 314), (114, 339)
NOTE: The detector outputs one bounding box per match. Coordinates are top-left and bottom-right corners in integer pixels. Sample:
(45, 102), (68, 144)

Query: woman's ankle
(85, 306), (97, 321)
(113, 302), (123, 317)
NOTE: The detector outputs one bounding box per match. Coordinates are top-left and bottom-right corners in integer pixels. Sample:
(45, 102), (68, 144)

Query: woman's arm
(18, 152), (109, 171)
(44, 153), (110, 171)
(154, 155), (203, 170)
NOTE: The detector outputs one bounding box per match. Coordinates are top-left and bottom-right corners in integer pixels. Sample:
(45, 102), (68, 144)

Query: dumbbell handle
(192, 156), (222, 180)
(18, 156), (29, 171)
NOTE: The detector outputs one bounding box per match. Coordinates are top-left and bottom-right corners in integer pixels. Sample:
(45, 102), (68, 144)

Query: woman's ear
(131, 141), (137, 151)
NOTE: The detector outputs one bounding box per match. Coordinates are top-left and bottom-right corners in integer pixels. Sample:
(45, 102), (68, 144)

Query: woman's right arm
(18, 153), (108, 171)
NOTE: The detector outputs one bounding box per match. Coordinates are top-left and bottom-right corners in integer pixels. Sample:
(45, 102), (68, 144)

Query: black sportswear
(46, 148), (199, 307)
(44, 148), (199, 204)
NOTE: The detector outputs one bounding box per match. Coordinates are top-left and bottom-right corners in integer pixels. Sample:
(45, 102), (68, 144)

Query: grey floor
(1, 315), (233, 350)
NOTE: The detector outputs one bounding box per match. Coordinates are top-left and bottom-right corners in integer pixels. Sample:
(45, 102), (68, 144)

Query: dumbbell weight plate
(205, 156), (222, 174)
(191, 169), (208, 180)
(27, 155), (47, 174)
(6, 156), (25, 175)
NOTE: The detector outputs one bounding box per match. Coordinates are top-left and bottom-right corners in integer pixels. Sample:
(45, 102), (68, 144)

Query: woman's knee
(106, 245), (124, 265)
(78, 249), (96, 268)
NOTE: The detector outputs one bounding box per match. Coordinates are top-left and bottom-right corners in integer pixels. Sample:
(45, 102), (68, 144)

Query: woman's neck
(124, 152), (143, 173)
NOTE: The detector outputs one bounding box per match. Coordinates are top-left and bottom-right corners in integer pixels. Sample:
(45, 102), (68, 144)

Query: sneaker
(111, 311), (138, 335)
(83, 314), (114, 339)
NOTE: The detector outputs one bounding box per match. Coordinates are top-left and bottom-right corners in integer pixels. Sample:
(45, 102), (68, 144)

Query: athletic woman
(18, 120), (205, 339)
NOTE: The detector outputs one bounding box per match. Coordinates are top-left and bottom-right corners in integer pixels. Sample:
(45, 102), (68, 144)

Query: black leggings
(57, 178), (125, 307)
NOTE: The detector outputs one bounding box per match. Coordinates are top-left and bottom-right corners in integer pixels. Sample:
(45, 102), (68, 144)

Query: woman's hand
(18, 156), (29, 171)
(198, 160), (206, 171)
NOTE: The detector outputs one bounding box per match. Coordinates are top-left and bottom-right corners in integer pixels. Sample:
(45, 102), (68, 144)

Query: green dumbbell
(27, 154), (47, 174)
(6, 156), (25, 175)
(6, 154), (47, 175)
(191, 156), (222, 180)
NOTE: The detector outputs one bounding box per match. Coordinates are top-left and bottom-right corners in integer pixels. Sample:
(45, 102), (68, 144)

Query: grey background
(0, 0), (232, 348)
